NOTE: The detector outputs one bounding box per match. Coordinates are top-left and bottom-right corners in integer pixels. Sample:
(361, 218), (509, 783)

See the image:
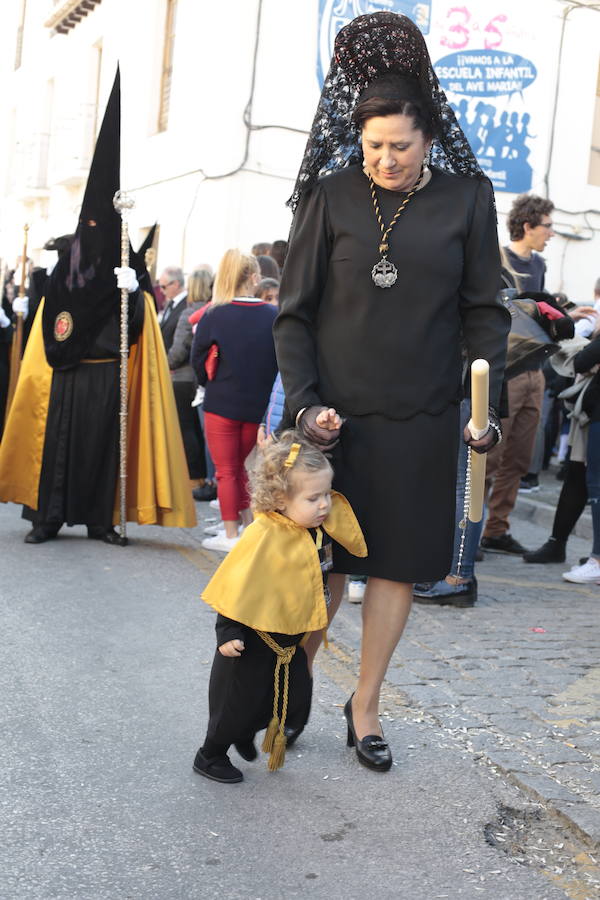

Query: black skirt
(330, 406), (460, 583)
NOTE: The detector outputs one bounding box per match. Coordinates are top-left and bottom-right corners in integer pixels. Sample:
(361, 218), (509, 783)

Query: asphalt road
(1, 490), (597, 900)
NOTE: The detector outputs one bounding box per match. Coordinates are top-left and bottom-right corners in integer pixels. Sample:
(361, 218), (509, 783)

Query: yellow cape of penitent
(0, 293), (196, 528)
(202, 492), (367, 634)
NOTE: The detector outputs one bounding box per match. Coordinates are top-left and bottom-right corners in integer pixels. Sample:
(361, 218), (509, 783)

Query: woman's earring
(424, 148), (431, 167)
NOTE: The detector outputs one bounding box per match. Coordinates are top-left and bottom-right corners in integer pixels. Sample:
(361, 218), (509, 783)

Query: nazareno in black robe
(23, 291), (144, 531)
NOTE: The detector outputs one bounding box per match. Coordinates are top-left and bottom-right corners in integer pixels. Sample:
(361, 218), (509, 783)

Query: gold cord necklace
(367, 164), (424, 288)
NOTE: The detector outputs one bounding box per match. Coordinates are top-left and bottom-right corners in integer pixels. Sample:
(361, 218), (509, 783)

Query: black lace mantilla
(288, 11), (485, 211)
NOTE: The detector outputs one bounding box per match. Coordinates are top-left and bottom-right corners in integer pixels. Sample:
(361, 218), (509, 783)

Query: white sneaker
(562, 557), (600, 583)
(201, 533), (240, 553)
(347, 579), (366, 603)
(204, 523), (224, 536)
(204, 523), (245, 537)
(209, 499), (220, 510)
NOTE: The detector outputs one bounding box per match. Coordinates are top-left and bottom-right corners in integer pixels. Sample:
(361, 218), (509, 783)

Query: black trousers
(203, 628), (312, 755)
(552, 461), (587, 542)
(172, 380), (206, 480)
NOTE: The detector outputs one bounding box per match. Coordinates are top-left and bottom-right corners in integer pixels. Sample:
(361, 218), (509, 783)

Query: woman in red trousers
(191, 249), (278, 552)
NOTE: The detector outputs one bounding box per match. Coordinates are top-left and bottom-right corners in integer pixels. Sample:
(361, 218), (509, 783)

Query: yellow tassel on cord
(268, 731), (287, 771)
(262, 715), (279, 753)
(256, 630), (296, 771)
(322, 628), (329, 649)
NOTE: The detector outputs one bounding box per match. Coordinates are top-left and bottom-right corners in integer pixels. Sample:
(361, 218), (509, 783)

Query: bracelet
(488, 421), (502, 445)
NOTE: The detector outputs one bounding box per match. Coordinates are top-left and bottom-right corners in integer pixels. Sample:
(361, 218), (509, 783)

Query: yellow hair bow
(284, 442), (301, 468)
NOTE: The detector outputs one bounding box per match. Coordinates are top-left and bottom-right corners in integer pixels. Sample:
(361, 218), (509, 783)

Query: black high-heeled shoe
(343, 695), (392, 772)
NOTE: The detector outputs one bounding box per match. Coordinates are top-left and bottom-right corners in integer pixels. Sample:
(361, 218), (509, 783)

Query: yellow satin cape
(0, 293), (196, 528)
(202, 492), (367, 634)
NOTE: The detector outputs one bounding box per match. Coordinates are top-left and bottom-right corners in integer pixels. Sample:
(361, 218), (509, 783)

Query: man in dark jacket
(158, 266), (187, 353)
(481, 194), (556, 554)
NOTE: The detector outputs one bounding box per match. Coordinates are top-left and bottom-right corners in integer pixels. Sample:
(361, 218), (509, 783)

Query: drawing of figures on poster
(317, 1), (432, 87)
(430, 1), (554, 193)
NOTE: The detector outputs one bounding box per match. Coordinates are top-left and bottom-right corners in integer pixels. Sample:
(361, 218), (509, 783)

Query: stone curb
(393, 679), (600, 853)
(482, 753), (600, 851)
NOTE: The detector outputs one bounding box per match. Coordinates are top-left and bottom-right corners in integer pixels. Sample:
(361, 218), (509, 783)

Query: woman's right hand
(298, 406), (342, 450)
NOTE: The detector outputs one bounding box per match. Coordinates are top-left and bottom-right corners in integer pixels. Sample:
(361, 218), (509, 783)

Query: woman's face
(361, 114), (431, 192)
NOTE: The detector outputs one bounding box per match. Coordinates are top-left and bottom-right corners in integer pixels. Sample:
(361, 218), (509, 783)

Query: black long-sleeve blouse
(274, 165), (510, 420)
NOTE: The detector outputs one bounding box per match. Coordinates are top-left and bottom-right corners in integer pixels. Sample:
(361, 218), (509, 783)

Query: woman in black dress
(273, 12), (511, 771)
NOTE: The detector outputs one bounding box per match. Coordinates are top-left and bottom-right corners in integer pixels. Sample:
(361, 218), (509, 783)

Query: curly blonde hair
(250, 430), (333, 513)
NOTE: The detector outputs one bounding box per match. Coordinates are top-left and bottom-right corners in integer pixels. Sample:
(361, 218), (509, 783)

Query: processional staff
(112, 190), (136, 546)
(6, 223), (29, 414)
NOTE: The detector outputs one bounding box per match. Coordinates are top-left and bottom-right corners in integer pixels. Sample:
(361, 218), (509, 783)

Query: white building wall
(0, 0), (598, 300)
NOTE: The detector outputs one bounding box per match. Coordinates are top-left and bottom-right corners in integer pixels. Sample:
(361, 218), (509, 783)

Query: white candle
(471, 359), (489, 435)
(468, 359), (489, 524)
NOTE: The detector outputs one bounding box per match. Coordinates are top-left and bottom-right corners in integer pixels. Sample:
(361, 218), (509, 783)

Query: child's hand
(218, 639), (245, 657)
(256, 424), (267, 449)
(315, 407), (343, 431)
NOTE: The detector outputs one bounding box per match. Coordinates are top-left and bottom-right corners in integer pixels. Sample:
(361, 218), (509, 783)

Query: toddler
(193, 430), (366, 783)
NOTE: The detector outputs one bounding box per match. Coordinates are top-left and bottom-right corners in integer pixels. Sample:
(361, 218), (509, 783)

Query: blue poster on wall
(434, 50), (537, 192)
(317, 1), (432, 87)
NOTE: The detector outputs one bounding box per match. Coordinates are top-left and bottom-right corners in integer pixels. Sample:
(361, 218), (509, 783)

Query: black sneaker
(523, 537), (566, 564)
(193, 748), (243, 783)
(284, 725), (304, 747)
(193, 483), (218, 502)
(518, 473), (540, 493)
(481, 533), (528, 555)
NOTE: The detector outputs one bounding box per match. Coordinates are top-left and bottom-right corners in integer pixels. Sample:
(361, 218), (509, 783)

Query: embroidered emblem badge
(54, 311), (73, 342)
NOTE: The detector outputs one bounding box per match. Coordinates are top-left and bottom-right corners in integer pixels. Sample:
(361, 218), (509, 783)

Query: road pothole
(485, 804), (600, 899)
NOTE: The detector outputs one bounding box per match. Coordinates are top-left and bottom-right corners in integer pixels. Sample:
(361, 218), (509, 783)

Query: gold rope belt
(80, 358), (119, 364)
(255, 630), (297, 771)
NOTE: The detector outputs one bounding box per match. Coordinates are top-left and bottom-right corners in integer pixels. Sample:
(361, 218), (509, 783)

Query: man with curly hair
(504, 194), (555, 293)
(481, 194), (556, 555)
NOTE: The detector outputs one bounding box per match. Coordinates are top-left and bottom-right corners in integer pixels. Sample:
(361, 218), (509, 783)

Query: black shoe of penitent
(24, 526), (59, 544)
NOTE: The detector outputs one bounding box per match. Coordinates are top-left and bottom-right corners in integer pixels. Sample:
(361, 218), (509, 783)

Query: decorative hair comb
(284, 443), (301, 468)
